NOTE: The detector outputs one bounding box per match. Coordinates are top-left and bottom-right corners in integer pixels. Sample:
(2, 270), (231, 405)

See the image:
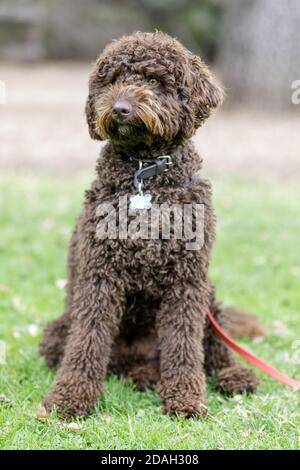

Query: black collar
(132, 155), (172, 191)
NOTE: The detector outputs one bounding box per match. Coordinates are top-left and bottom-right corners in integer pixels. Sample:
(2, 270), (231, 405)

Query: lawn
(0, 173), (299, 450)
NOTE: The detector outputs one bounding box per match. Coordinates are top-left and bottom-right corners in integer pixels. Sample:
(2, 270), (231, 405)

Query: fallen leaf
(252, 336), (264, 344)
(67, 422), (81, 433)
(102, 413), (112, 422)
(272, 320), (290, 337)
(136, 409), (145, 418)
(36, 404), (49, 422)
(0, 394), (13, 407)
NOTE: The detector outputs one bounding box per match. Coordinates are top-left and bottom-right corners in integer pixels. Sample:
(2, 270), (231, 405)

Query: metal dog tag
(129, 193), (152, 211)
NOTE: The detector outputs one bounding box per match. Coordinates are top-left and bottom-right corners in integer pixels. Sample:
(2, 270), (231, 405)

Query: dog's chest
(81, 179), (211, 288)
(94, 189), (201, 266)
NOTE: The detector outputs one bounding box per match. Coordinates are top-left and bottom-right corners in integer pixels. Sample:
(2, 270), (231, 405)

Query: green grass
(0, 173), (300, 450)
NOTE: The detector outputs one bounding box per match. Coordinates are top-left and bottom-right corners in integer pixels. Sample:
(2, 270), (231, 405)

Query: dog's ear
(85, 64), (103, 140)
(190, 55), (224, 128)
(85, 90), (102, 140)
(85, 56), (112, 140)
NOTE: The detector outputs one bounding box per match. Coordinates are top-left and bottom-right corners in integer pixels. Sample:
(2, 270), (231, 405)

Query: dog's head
(86, 32), (223, 148)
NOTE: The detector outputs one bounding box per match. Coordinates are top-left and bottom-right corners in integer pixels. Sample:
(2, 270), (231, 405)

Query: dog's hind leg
(127, 359), (160, 391)
(39, 311), (70, 368)
(108, 332), (160, 390)
(221, 306), (265, 338)
(204, 292), (260, 395)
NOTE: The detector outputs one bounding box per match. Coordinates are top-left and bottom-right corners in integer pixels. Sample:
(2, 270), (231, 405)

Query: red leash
(207, 309), (300, 390)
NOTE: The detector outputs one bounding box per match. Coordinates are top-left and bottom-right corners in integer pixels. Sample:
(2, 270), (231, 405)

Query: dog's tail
(222, 307), (266, 338)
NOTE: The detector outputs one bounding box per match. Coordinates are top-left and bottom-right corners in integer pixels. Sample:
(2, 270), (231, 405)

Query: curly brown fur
(40, 31), (259, 419)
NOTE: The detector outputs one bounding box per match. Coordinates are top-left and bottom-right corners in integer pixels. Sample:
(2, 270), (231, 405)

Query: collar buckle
(157, 155), (172, 170)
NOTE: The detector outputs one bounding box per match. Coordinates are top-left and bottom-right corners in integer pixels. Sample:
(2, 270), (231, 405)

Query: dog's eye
(148, 78), (159, 86)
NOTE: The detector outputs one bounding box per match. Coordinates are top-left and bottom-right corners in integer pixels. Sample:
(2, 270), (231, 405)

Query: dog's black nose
(112, 100), (132, 121)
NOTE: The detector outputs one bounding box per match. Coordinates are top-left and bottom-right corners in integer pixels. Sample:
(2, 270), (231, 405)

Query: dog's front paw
(216, 365), (259, 395)
(41, 379), (99, 419)
(41, 392), (89, 419)
(162, 394), (208, 418)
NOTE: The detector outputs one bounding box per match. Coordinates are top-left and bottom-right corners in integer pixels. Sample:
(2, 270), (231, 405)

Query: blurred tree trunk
(216, 0), (300, 109)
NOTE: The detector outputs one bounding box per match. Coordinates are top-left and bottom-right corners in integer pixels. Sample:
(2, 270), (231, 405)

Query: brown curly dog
(39, 31), (260, 419)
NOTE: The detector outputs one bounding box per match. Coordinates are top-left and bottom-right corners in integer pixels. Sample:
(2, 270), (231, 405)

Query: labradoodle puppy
(39, 31), (259, 419)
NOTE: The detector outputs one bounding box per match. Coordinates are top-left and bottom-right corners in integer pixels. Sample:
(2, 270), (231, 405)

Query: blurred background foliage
(0, 0), (221, 61)
(1, 0), (300, 108)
